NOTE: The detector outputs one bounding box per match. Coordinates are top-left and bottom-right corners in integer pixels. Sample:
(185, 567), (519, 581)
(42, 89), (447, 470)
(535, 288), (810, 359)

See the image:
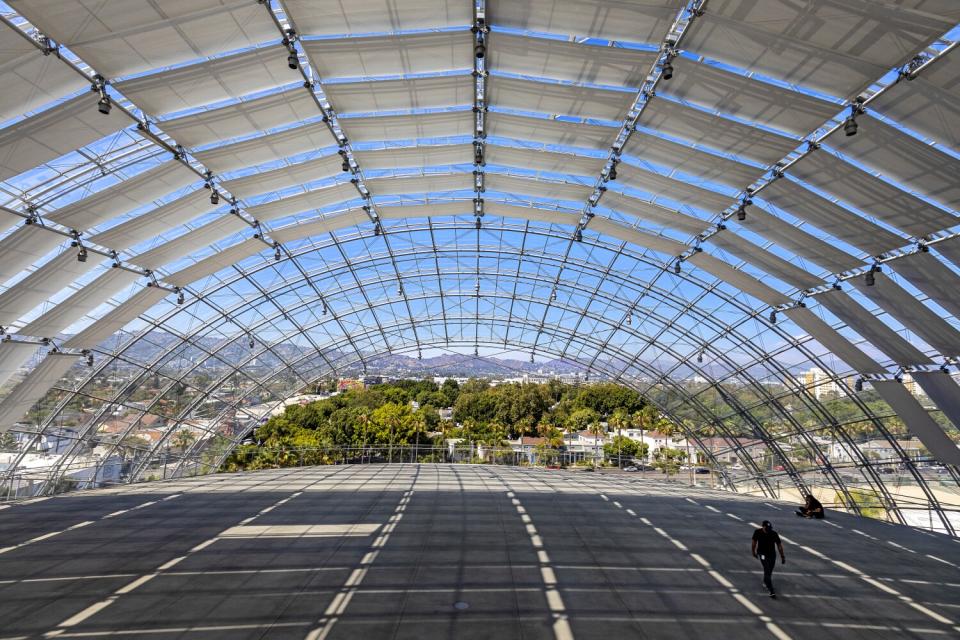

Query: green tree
(604, 435), (642, 463)
(0, 432), (18, 452)
(653, 447), (686, 477)
(171, 429), (197, 454)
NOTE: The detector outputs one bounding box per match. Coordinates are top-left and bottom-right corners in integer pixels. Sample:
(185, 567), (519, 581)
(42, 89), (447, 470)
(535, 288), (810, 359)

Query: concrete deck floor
(1, 465), (958, 640)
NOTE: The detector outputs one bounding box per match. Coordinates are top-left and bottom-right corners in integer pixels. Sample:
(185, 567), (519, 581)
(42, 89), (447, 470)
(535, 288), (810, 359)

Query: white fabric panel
(485, 146), (605, 177)
(159, 88), (319, 149)
(488, 0), (684, 44)
(640, 99), (799, 166)
(0, 207), (21, 236)
(304, 32), (472, 78)
(485, 174), (593, 203)
(892, 251), (960, 320)
(0, 92), (129, 182)
(623, 134), (764, 189)
(487, 112), (616, 151)
(0, 342), (39, 390)
(785, 307), (886, 374)
(0, 24), (86, 123)
(0, 225), (64, 286)
(912, 372), (960, 438)
(89, 189), (215, 252)
(0, 250), (100, 326)
(487, 76), (635, 121)
(64, 285), (168, 349)
(339, 110), (474, 143)
(377, 202), (469, 219)
(760, 177), (906, 256)
(116, 47), (300, 116)
(9, 0), (278, 79)
(826, 115), (960, 211)
(324, 75), (474, 113)
(683, 1), (958, 99)
(601, 192), (708, 236)
(283, 0), (472, 34)
(934, 235), (960, 270)
(663, 58), (839, 137)
(18, 268), (139, 338)
(588, 217), (687, 256)
(849, 272), (960, 358)
(872, 380), (960, 466)
(0, 353), (81, 433)
(488, 33), (657, 88)
(615, 163), (734, 214)
(707, 233), (824, 290)
(49, 161), (198, 232)
(484, 202), (580, 226)
(131, 215), (249, 271)
(871, 56), (960, 153)
(688, 253), (792, 306)
(270, 209), (371, 243)
(164, 238), (266, 287)
(367, 173), (473, 196)
(193, 121), (337, 174)
(245, 183), (358, 223)
(818, 290), (932, 366)
(222, 155), (343, 200)
(790, 151), (957, 239)
(738, 209), (864, 274)
(353, 144), (473, 170)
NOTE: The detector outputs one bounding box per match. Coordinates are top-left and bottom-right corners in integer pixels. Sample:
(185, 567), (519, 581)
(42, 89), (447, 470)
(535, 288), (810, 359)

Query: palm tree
(171, 429), (197, 455)
(609, 409), (629, 468)
(589, 419), (606, 468)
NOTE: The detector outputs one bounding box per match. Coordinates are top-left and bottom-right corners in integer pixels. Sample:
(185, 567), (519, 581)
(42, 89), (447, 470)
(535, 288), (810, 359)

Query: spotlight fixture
(843, 113), (858, 136)
(626, 313), (632, 326)
(865, 265), (877, 286)
(322, 302), (327, 315)
(176, 289), (185, 305)
(248, 335), (255, 349)
(77, 246), (88, 262)
(474, 346), (479, 357)
(287, 50), (299, 69)
(274, 245), (281, 261)
(608, 165), (617, 181)
(475, 218), (481, 230)
(474, 38), (486, 59)
(843, 100), (864, 137)
(768, 309), (777, 324)
(673, 260), (681, 275)
(474, 145), (484, 165)
(86, 352), (95, 367)
(574, 228), (583, 242)
(210, 190), (219, 205)
(662, 60), (673, 80)
(697, 351), (704, 364)
(530, 352), (535, 363)
(550, 289), (557, 301)
(97, 95), (112, 115)
(854, 377), (863, 392)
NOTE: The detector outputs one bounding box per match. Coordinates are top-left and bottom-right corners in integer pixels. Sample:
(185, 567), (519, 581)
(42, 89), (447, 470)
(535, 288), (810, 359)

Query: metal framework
(0, 0), (958, 535)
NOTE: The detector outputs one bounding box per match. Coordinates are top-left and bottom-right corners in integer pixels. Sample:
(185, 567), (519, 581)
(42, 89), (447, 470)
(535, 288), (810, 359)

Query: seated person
(796, 494), (825, 519)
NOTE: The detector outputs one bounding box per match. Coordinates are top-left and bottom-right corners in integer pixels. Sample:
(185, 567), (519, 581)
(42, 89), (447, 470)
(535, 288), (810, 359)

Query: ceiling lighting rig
(471, 6), (488, 232)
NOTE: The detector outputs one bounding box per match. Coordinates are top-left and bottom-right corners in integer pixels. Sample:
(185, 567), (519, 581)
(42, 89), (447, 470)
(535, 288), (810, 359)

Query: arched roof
(0, 0), (958, 533)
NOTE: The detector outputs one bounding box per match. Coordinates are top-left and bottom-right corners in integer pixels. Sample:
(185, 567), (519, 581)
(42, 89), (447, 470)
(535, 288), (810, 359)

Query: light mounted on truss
(91, 74), (111, 115)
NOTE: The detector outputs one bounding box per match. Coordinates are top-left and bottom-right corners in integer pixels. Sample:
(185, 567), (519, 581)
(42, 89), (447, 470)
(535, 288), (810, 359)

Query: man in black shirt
(751, 520), (785, 597)
(797, 494), (825, 519)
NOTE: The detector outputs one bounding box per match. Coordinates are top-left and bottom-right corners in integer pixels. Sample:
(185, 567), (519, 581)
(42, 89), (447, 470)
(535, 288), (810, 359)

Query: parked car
(694, 467), (711, 474)
(623, 466), (639, 472)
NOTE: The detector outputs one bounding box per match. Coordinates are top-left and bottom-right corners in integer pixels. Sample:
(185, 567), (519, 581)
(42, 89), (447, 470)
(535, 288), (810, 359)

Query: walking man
(751, 520), (785, 597)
